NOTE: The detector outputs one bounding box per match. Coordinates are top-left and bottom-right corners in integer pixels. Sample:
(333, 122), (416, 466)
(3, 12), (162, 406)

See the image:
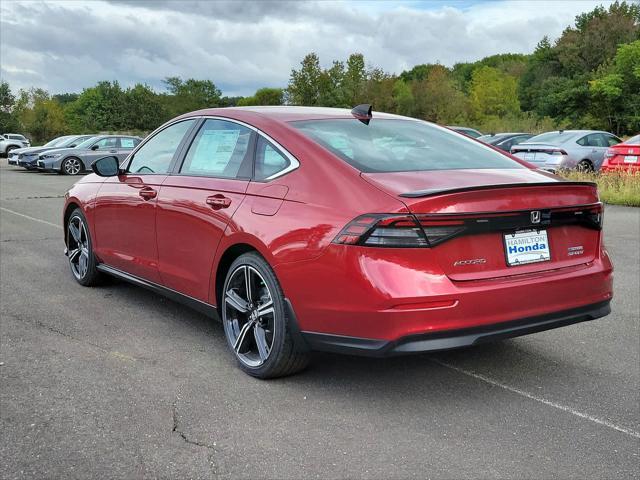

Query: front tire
(67, 208), (102, 286)
(62, 157), (83, 175)
(221, 253), (309, 379)
(5, 145), (17, 157)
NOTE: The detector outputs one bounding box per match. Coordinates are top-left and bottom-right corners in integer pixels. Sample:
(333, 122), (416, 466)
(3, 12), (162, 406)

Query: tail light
(333, 204), (603, 248)
(542, 149), (567, 156)
(605, 149), (615, 158)
(333, 214), (465, 248)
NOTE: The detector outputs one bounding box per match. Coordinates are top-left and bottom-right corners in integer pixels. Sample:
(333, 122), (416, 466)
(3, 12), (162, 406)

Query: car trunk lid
(361, 169), (602, 281)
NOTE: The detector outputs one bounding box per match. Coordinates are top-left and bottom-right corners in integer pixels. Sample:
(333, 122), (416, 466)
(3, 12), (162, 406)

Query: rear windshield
(624, 134), (639, 145)
(291, 119), (524, 172)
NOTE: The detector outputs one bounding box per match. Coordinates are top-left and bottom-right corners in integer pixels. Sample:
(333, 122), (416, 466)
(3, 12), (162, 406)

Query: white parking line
(0, 206), (62, 230)
(433, 359), (640, 439)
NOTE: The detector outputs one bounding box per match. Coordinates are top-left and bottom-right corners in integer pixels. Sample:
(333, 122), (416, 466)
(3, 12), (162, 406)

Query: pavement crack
(171, 394), (221, 475)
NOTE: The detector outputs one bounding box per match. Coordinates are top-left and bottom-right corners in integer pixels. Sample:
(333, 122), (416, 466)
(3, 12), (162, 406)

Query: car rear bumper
(277, 243), (613, 342)
(302, 300), (611, 356)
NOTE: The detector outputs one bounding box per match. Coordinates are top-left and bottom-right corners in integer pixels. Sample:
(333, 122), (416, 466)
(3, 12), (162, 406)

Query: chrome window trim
(198, 115), (300, 181)
(122, 115), (300, 180)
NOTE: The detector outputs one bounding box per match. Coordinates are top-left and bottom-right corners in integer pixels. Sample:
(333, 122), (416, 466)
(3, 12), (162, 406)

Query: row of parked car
(449, 126), (639, 173)
(5, 134), (142, 175)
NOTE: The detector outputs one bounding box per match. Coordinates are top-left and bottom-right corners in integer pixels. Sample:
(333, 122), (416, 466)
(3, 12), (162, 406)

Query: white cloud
(0, 0), (611, 96)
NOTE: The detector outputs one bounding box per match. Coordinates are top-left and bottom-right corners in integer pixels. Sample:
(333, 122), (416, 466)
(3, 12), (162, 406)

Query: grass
(558, 169), (640, 207)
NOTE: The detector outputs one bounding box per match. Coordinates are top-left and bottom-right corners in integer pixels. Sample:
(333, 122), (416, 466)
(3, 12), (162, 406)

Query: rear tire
(66, 208), (102, 286)
(221, 252), (309, 379)
(577, 160), (594, 172)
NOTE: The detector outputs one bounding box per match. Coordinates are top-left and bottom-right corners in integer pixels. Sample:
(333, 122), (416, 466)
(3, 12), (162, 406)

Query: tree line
(0, 1), (637, 144)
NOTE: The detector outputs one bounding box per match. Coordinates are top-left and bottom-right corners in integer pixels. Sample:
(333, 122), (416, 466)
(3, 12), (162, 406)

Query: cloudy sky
(1, 0), (612, 96)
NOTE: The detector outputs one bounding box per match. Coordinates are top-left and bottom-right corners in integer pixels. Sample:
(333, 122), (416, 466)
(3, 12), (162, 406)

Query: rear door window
(179, 119), (253, 178)
(119, 137), (137, 148)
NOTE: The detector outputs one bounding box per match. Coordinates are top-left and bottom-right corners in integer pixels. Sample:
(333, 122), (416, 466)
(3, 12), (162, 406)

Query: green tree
(237, 87), (284, 106)
(287, 53), (323, 105)
(161, 77), (222, 116)
(589, 40), (640, 133)
(342, 53), (367, 106)
(65, 81), (127, 132)
(469, 66), (520, 121)
(0, 81), (20, 132)
(392, 79), (414, 117)
(412, 65), (469, 124)
(124, 83), (168, 131)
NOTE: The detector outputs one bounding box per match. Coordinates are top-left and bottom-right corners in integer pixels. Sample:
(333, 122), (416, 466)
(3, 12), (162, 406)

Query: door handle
(206, 194), (232, 209)
(139, 187), (157, 200)
(109, 150), (118, 153)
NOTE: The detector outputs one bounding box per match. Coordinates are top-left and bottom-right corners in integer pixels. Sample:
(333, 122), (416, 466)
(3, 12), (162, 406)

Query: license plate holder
(504, 229), (551, 266)
(623, 155), (637, 163)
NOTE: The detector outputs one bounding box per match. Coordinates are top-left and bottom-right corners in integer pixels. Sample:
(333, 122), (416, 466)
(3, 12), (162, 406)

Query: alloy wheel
(223, 265), (276, 367)
(64, 158), (82, 175)
(67, 215), (90, 280)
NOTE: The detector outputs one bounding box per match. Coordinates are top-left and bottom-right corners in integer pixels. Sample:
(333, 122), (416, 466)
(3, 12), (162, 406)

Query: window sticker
(121, 138), (135, 148)
(189, 129), (241, 172)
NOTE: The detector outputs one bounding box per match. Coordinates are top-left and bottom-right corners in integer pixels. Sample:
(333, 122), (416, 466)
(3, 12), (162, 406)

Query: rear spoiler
(399, 181), (598, 198)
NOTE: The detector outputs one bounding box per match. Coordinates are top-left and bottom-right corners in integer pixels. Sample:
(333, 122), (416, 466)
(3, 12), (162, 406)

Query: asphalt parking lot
(0, 163), (638, 479)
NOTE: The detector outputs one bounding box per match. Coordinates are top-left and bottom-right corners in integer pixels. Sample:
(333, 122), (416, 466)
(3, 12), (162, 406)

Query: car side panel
(156, 176), (249, 302)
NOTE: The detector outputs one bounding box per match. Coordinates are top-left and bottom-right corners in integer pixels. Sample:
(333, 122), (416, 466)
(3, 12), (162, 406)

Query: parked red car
(601, 134), (640, 173)
(63, 106), (613, 378)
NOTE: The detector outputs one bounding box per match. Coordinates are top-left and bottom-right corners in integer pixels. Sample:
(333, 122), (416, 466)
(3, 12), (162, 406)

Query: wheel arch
(63, 201), (82, 244)
(213, 242), (262, 310)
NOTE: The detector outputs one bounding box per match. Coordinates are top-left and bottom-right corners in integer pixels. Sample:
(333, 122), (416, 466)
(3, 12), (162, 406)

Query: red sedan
(63, 106), (613, 378)
(601, 134), (640, 173)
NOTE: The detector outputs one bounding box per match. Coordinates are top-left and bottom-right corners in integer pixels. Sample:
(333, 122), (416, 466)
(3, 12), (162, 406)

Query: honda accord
(62, 106), (613, 378)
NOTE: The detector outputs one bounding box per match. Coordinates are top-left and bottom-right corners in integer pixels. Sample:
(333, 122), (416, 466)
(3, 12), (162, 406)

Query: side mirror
(92, 156), (121, 177)
(91, 144), (100, 151)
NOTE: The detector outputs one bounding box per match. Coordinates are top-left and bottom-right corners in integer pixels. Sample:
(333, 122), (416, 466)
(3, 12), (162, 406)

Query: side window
(577, 136), (588, 146)
(94, 137), (118, 149)
(606, 135), (621, 147)
(128, 120), (195, 174)
(119, 137), (136, 149)
(586, 134), (606, 147)
(255, 137), (290, 180)
(180, 119), (252, 178)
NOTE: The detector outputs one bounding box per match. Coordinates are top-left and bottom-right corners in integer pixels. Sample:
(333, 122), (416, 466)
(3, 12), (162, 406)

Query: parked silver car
(37, 135), (142, 174)
(511, 130), (622, 172)
(11, 135), (96, 169)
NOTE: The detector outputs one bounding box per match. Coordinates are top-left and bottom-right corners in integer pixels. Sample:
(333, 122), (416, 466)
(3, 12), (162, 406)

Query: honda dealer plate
(523, 152), (535, 162)
(623, 155), (637, 163)
(504, 229), (551, 266)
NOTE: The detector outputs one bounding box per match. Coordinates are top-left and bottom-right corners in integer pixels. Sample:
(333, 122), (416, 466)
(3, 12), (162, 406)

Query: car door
(92, 120), (197, 283)
(155, 118), (255, 302)
(83, 137), (119, 169)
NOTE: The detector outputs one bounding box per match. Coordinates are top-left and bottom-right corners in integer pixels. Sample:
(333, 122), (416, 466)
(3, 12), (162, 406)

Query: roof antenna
(351, 104), (372, 124)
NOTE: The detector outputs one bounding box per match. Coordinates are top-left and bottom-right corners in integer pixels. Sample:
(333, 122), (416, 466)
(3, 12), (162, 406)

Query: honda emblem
(531, 211), (541, 224)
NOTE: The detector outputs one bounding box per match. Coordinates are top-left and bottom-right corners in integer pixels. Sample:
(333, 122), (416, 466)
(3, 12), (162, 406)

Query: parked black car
(478, 133), (534, 152)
